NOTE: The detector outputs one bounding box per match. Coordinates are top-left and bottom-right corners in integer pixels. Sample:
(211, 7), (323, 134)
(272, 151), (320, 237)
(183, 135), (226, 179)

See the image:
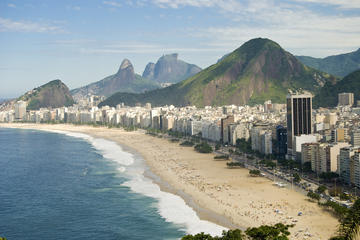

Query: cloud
(103, 1), (122, 7)
(0, 17), (65, 33)
(7, 3), (16, 8)
(79, 42), (224, 54)
(69, 6), (81, 11)
(196, 13), (360, 57)
(147, 0), (243, 12)
(290, 0), (360, 9)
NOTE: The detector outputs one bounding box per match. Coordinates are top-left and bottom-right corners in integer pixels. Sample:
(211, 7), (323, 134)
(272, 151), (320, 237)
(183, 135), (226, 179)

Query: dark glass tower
(276, 125), (287, 158)
(286, 93), (312, 156)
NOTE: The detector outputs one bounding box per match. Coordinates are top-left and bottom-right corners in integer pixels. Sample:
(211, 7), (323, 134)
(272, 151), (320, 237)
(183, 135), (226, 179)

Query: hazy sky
(1, 0), (360, 98)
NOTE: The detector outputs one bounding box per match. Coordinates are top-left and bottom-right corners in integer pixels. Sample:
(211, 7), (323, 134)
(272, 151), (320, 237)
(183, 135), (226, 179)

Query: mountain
(99, 38), (335, 108)
(19, 80), (74, 110)
(71, 59), (159, 99)
(296, 48), (360, 77)
(313, 69), (360, 108)
(142, 53), (202, 84)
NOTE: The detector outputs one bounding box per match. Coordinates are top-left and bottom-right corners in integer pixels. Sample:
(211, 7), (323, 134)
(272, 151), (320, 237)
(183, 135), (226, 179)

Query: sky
(0, 0), (360, 98)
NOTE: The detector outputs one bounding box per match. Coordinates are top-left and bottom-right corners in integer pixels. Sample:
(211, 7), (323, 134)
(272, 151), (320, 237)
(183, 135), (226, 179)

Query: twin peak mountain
(101, 38), (337, 108)
(71, 54), (202, 100)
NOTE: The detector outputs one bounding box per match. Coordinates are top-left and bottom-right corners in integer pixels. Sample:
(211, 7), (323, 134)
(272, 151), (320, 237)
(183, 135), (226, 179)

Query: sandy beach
(0, 123), (339, 239)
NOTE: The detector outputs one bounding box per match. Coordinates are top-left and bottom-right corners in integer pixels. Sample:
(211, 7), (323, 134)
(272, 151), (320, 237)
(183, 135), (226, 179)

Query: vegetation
(259, 159), (276, 169)
(297, 48), (360, 77)
(319, 200), (349, 220)
(307, 191), (320, 201)
(227, 162), (244, 168)
(314, 69), (360, 108)
(236, 138), (253, 154)
(293, 173), (301, 183)
(215, 143), (221, 151)
(316, 185), (327, 194)
(19, 79), (75, 110)
(180, 141), (195, 146)
(182, 223), (294, 240)
(319, 172), (339, 182)
(249, 169), (261, 176)
(245, 223), (294, 240)
(194, 142), (213, 153)
(337, 199), (360, 239)
(214, 155), (230, 160)
(99, 38), (334, 107)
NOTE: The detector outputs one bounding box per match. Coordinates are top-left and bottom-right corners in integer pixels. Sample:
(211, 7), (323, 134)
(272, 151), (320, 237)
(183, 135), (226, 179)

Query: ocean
(0, 128), (224, 239)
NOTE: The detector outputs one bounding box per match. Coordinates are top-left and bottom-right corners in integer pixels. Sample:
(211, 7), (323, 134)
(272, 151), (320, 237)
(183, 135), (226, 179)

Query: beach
(0, 123), (339, 239)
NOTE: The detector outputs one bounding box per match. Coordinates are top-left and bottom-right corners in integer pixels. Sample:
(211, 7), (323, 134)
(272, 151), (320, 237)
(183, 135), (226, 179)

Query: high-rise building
(351, 129), (360, 147)
(14, 101), (27, 121)
(287, 92), (312, 158)
(354, 152), (360, 188)
(276, 125), (287, 158)
(339, 147), (357, 185)
(221, 115), (234, 143)
(301, 142), (319, 168)
(331, 128), (348, 142)
(338, 92), (354, 106)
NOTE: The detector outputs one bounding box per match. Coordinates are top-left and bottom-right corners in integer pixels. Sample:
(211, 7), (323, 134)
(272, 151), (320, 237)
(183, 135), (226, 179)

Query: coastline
(0, 123), (339, 239)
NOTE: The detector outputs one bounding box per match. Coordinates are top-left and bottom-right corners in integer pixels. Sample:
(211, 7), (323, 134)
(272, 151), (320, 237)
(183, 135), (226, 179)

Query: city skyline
(1, 0), (360, 98)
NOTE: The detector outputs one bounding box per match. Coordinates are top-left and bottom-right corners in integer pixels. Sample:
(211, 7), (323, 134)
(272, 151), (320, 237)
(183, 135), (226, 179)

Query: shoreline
(0, 123), (339, 239)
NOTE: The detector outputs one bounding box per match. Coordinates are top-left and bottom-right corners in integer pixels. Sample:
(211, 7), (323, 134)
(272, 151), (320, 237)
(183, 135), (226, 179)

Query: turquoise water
(0, 128), (187, 240)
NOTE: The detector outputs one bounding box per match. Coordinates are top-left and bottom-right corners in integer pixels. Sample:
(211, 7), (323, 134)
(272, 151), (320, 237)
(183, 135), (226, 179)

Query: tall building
(338, 92), (354, 106)
(14, 101), (27, 121)
(331, 128), (348, 142)
(276, 125), (287, 158)
(351, 129), (360, 147)
(301, 142), (319, 168)
(286, 92), (312, 158)
(221, 115), (234, 143)
(354, 152), (360, 188)
(339, 147), (357, 185)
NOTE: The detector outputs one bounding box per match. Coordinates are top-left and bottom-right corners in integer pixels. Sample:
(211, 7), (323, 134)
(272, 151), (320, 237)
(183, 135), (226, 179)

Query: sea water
(0, 128), (225, 239)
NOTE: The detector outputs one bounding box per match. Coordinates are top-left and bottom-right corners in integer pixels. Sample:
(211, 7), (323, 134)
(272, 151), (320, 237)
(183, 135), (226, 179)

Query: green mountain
(142, 53), (202, 84)
(99, 38), (335, 108)
(296, 48), (360, 77)
(314, 69), (360, 108)
(71, 59), (160, 99)
(19, 79), (74, 110)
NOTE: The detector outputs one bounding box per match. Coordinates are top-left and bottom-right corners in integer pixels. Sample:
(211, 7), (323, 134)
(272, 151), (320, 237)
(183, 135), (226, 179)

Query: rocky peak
(142, 62), (155, 79)
(117, 59), (134, 74)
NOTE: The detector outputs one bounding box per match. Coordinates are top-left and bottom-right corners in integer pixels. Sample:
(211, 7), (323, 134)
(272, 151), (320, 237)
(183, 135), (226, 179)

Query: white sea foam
(43, 128), (226, 236)
(122, 176), (227, 236)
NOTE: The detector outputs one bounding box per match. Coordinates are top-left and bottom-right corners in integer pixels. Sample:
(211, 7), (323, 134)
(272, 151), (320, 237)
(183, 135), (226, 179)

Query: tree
(319, 172), (339, 182)
(317, 185), (327, 194)
(182, 224), (293, 240)
(249, 169), (261, 176)
(293, 173), (301, 183)
(245, 223), (293, 240)
(307, 191), (320, 201)
(182, 232), (214, 240)
(338, 199), (360, 239)
(194, 142), (213, 153)
(215, 143), (221, 151)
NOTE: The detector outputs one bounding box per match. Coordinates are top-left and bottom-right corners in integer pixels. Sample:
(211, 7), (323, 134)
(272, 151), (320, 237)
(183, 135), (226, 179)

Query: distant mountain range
(142, 53), (201, 84)
(99, 38), (335, 108)
(314, 69), (360, 108)
(19, 80), (74, 110)
(71, 54), (201, 100)
(70, 59), (159, 100)
(296, 48), (360, 77)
